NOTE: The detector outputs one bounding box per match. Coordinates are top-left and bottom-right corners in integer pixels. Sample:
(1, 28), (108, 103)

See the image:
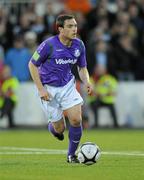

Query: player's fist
(84, 82), (93, 96)
(39, 87), (52, 101)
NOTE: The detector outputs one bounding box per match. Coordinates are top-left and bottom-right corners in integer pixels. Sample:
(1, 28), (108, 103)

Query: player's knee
(54, 125), (65, 134)
(70, 118), (82, 127)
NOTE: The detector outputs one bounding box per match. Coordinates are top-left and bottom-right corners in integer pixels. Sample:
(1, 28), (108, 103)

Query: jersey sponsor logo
(55, 58), (77, 64)
(74, 49), (80, 57)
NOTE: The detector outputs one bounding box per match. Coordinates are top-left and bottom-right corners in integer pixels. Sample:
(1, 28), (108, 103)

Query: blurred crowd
(1, 0), (144, 128)
(0, 0), (144, 81)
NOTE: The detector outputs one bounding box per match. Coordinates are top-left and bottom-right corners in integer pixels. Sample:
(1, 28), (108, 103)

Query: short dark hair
(56, 14), (75, 28)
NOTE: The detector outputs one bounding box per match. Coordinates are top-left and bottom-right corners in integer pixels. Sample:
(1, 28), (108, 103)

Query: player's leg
(58, 78), (83, 162)
(0, 97), (15, 128)
(48, 117), (65, 140)
(108, 104), (119, 128)
(90, 100), (99, 128)
(40, 97), (65, 140)
(64, 104), (82, 163)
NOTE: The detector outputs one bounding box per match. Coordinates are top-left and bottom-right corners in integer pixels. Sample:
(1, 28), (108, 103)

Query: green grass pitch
(0, 129), (144, 180)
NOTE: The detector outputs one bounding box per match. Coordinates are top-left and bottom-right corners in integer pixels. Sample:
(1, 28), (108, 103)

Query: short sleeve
(30, 40), (51, 66)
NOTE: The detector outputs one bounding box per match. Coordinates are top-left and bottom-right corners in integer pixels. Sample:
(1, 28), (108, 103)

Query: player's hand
(39, 87), (52, 101)
(84, 82), (93, 96)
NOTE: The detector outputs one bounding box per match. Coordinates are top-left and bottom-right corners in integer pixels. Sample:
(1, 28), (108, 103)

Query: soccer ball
(77, 142), (101, 165)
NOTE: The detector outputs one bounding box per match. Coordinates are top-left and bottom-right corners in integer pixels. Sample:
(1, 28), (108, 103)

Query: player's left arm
(78, 67), (93, 95)
(77, 40), (93, 95)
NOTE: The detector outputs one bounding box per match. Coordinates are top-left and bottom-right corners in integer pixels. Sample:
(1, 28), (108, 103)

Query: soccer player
(28, 14), (92, 163)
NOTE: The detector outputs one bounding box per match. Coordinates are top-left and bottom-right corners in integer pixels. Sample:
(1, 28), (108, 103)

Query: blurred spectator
(24, 31), (38, 54)
(5, 35), (31, 82)
(65, 0), (92, 14)
(13, 13), (31, 36)
(87, 65), (118, 128)
(96, 16), (111, 42)
(0, 6), (13, 50)
(0, 61), (4, 85)
(87, 38), (116, 77)
(73, 11), (86, 36)
(0, 45), (4, 63)
(0, 46), (4, 85)
(88, 16), (111, 46)
(0, 65), (19, 128)
(128, 2), (144, 55)
(117, 11), (137, 38)
(128, 2), (142, 29)
(95, 40), (108, 70)
(31, 15), (45, 43)
(84, 0), (115, 34)
(0, 0), (144, 82)
(43, 2), (57, 35)
(116, 0), (127, 11)
(111, 34), (138, 81)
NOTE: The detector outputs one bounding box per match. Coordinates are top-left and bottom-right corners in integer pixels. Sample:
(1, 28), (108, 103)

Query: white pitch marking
(0, 146), (67, 153)
(102, 151), (144, 156)
(0, 146), (144, 156)
(0, 146), (66, 154)
(0, 151), (66, 155)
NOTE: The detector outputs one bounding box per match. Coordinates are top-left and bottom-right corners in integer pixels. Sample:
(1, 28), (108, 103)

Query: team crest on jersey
(74, 49), (80, 57)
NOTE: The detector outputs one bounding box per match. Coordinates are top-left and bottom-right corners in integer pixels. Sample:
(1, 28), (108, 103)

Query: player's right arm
(28, 62), (50, 101)
(28, 41), (51, 101)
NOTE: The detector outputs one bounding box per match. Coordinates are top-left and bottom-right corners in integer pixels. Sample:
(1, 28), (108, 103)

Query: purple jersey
(30, 35), (87, 87)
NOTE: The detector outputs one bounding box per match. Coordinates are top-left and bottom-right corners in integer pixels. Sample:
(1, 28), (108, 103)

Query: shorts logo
(56, 49), (64, 52)
(74, 49), (80, 57)
(74, 98), (79, 101)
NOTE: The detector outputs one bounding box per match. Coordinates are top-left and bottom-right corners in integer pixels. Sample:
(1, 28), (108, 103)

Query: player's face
(61, 18), (77, 39)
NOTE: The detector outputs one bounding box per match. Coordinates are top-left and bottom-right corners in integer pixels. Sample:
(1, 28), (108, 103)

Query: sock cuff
(69, 125), (82, 131)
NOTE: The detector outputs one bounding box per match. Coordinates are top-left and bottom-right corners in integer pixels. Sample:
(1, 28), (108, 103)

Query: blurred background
(0, 0), (144, 129)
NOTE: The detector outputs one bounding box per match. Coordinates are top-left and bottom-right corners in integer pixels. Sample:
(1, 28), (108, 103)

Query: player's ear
(58, 26), (63, 33)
